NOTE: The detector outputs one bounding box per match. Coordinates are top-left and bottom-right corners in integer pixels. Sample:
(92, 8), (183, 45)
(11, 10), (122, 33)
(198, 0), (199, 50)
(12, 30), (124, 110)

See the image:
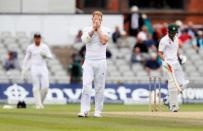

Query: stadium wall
(0, 0), (76, 13)
(0, 14), (123, 45)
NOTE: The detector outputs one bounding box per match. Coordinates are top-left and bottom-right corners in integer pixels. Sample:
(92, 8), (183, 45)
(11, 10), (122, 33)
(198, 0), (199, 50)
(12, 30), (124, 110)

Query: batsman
(158, 24), (189, 112)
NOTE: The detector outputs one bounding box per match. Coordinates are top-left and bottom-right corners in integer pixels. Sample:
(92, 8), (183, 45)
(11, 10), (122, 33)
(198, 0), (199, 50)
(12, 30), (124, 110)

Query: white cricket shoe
(35, 106), (42, 109)
(40, 104), (44, 109)
(170, 105), (178, 112)
(94, 112), (103, 118)
(78, 112), (88, 118)
(35, 104), (44, 109)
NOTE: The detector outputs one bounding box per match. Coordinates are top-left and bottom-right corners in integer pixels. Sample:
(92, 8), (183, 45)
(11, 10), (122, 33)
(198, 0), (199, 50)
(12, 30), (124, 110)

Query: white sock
(80, 92), (91, 113)
(41, 87), (49, 103)
(168, 81), (179, 110)
(33, 87), (42, 107)
(95, 91), (104, 114)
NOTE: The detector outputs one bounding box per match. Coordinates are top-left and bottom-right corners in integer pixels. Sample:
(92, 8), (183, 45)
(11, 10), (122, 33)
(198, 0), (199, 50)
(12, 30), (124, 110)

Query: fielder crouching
(158, 24), (189, 112)
(78, 11), (111, 118)
(22, 34), (53, 109)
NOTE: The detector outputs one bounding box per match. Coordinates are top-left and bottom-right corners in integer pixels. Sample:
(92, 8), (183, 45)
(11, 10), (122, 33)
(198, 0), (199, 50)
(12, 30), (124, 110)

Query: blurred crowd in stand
(69, 6), (203, 83)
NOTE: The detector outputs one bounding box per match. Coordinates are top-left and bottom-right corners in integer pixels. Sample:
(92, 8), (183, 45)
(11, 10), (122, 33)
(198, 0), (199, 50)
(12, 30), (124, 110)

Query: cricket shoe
(94, 112), (103, 118)
(170, 105), (178, 112)
(35, 104), (44, 109)
(78, 112), (88, 118)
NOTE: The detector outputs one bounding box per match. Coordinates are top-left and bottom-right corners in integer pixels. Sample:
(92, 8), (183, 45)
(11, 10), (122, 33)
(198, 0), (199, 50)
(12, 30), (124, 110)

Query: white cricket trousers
(80, 59), (107, 114)
(165, 62), (188, 110)
(31, 65), (49, 107)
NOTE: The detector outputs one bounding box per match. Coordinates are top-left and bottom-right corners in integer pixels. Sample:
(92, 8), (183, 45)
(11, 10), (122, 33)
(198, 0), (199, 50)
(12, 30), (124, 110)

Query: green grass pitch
(0, 104), (203, 131)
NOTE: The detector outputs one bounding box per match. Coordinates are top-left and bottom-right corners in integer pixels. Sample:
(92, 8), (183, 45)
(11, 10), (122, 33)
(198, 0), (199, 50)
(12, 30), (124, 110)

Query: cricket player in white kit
(158, 24), (189, 112)
(78, 11), (111, 117)
(22, 34), (53, 109)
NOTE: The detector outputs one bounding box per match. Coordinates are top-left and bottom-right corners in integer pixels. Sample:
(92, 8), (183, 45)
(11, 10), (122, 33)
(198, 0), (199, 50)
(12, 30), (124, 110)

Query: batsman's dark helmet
(168, 24), (178, 34)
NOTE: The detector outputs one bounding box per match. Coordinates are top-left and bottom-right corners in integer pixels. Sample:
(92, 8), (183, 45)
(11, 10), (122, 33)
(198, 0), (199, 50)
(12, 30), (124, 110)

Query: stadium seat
(16, 32), (26, 38)
(1, 31), (12, 38)
(1, 31), (203, 84)
(0, 31), (70, 84)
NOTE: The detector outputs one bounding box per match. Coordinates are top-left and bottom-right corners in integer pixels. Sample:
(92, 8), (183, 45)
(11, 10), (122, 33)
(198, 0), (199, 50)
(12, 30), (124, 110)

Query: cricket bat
(164, 64), (183, 94)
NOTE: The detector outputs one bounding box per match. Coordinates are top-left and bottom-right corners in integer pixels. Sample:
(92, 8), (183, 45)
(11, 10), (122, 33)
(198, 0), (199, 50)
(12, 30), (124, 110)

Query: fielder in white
(78, 11), (111, 117)
(158, 24), (189, 112)
(22, 34), (53, 109)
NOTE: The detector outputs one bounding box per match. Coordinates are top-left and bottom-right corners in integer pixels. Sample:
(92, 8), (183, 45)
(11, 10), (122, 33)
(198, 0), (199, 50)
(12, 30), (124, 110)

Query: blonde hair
(92, 11), (103, 18)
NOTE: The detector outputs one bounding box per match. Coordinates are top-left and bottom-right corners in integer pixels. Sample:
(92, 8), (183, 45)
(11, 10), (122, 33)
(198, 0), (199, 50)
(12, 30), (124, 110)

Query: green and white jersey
(159, 34), (179, 64)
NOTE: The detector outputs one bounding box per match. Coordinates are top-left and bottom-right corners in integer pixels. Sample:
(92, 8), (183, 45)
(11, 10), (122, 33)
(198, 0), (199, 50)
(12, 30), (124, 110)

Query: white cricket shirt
(159, 34), (179, 64)
(23, 43), (53, 69)
(82, 26), (111, 60)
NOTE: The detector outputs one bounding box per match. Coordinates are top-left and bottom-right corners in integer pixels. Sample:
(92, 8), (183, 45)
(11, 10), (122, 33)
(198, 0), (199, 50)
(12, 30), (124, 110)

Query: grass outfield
(0, 104), (203, 131)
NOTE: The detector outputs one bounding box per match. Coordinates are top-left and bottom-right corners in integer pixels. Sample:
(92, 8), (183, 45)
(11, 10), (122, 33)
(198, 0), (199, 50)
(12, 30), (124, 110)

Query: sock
(33, 86), (42, 107)
(41, 87), (49, 103)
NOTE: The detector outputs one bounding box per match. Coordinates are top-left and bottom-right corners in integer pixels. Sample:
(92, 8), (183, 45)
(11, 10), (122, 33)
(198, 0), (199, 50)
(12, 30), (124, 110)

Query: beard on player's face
(168, 32), (176, 40)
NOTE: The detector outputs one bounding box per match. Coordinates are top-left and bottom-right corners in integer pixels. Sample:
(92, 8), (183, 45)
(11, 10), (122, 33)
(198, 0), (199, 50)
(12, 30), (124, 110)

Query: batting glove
(179, 55), (187, 65)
